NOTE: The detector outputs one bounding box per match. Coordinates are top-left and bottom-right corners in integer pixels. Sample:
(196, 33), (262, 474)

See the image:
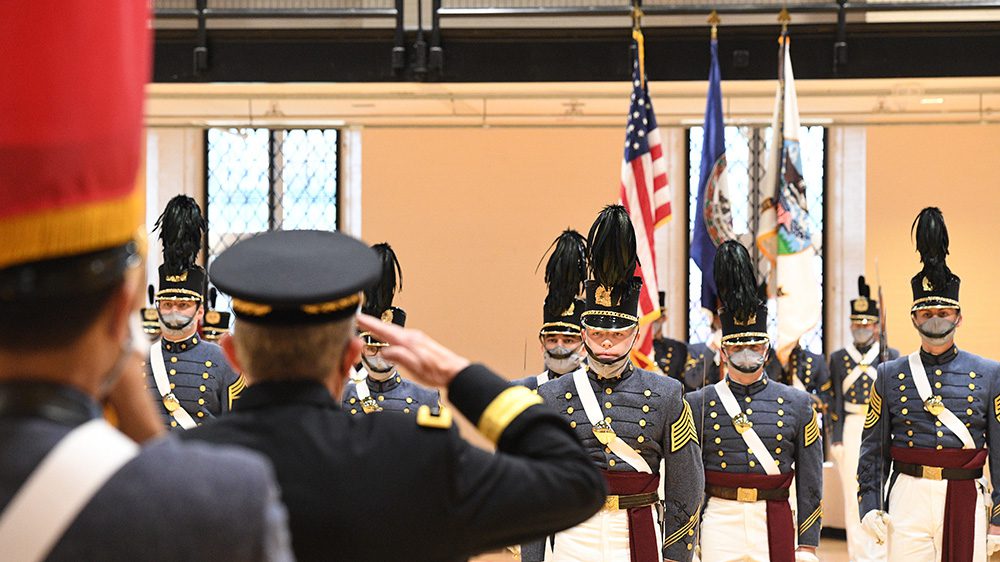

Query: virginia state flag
(756, 34), (821, 361)
(691, 36), (735, 312)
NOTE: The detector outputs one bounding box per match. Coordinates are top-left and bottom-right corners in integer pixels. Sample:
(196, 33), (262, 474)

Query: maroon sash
(890, 446), (987, 562)
(705, 470), (795, 562)
(603, 470), (659, 562)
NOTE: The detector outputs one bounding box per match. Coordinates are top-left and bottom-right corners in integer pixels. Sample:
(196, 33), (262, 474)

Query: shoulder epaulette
(417, 405), (453, 430)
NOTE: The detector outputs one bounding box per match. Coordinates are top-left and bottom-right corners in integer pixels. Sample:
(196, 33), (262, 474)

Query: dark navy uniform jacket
(184, 364), (606, 562)
(143, 334), (245, 429)
(341, 371), (439, 415)
(857, 347), (1000, 524)
(828, 344), (899, 443)
(687, 375), (825, 547)
(654, 336), (689, 382)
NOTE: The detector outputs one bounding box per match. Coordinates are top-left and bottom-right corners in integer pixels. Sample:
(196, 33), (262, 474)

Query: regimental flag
(691, 36), (735, 313)
(619, 29), (671, 369)
(754, 33), (821, 360)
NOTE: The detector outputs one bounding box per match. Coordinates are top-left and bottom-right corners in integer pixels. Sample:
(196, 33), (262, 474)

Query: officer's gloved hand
(829, 443), (844, 463)
(986, 532), (1000, 556)
(861, 510), (889, 545)
(794, 550), (819, 562)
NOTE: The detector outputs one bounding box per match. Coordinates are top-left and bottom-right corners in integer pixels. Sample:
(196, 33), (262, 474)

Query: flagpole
(632, 0), (644, 89)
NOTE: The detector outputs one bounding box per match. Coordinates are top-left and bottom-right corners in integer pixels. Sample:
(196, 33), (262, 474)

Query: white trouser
(549, 508), (663, 562)
(887, 472), (987, 562)
(840, 412), (886, 562)
(700, 496), (772, 562)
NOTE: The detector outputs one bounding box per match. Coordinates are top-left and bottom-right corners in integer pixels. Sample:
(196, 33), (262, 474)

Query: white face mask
(543, 344), (584, 375)
(914, 316), (959, 347)
(851, 326), (876, 347)
(727, 349), (767, 374)
(362, 353), (394, 379)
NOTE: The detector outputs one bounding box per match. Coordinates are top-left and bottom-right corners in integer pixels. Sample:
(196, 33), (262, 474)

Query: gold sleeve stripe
(993, 394), (1000, 424)
(804, 408), (820, 447)
(820, 380), (832, 391)
(864, 384), (882, 430)
(478, 386), (544, 445)
(228, 374), (247, 410)
(799, 504), (823, 535)
(663, 513), (699, 548)
(671, 399), (699, 453)
(992, 503), (1000, 518)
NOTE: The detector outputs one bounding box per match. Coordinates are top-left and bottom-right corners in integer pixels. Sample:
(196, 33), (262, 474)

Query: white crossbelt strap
(572, 369), (652, 473)
(907, 351), (975, 449)
(349, 366), (367, 383)
(843, 343), (880, 393)
(536, 372), (550, 387)
(354, 377), (372, 401)
(149, 341), (197, 429)
(844, 402), (867, 415)
(790, 374), (806, 391)
(714, 379), (781, 476)
(0, 419), (139, 562)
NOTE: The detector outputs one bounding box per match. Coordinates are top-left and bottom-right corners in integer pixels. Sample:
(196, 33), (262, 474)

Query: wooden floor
(472, 537), (851, 561)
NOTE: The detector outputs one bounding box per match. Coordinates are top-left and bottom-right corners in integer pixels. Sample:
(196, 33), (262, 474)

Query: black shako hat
(210, 230), (380, 325)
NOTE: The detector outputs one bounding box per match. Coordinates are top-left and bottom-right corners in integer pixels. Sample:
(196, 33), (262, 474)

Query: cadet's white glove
(794, 550), (819, 562)
(861, 510), (889, 545)
(987, 533), (1000, 556)
(829, 443), (844, 463)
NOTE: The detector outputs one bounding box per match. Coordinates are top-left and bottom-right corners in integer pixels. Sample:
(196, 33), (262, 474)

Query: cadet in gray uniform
(143, 196), (245, 430)
(342, 243), (440, 415)
(828, 276), (898, 562)
(512, 229), (588, 393)
(537, 205), (704, 562)
(858, 208), (1000, 562)
(0, 9), (291, 558)
(779, 343), (832, 416)
(512, 229), (589, 561)
(651, 291), (689, 382)
(686, 241), (823, 562)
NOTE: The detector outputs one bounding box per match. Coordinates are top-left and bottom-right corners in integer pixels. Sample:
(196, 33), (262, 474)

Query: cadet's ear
(340, 337), (362, 381)
(219, 333), (242, 372)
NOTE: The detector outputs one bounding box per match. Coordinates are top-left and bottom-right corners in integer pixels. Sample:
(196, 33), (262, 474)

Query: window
(205, 127), (340, 309)
(687, 125), (825, 354)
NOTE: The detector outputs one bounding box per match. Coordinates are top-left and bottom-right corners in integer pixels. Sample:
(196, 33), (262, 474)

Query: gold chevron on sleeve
(804, 408), (820, 447)
(228, 374), (247, 410)
(799, 504), (823, 535)
(865, 384), (882, 430)
(478, 386), (544, 445)
(671, 399), (699, 453)
(820, 380), (832, 391)
(663, 513), (699, 548)
(993, 394), (1000, 424)
(992, 503), (1000, 519)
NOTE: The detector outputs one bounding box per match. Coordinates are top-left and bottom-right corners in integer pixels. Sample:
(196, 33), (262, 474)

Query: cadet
(143, 196), (245, 430)
(0, 4), (291, 558)
(342, 243), (439, 415)
(858, 208), (1000, 562)
(651, 291), (689, 381)
(513, 229), (588, 392)
(182, 229), (606, 561)
(778, 340), (832, 415)
(537, 205), (704, 562)
(828, 276), (898, 562)
(686, 240), (823, 562)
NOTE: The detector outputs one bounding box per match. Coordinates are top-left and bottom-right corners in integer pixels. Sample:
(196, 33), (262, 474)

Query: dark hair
(0, 286), (120, 352)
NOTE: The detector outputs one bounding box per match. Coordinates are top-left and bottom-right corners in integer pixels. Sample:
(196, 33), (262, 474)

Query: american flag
(620, 32), (672, 369)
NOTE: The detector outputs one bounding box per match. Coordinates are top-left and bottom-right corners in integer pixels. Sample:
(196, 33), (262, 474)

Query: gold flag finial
(708, 10), (720, 41)
(778, 7), (791, 33)
(631, 4), (643, 31)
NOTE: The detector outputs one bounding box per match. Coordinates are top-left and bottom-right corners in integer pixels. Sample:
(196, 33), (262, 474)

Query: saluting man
(686, 240), (823, 562)
(858, 207), (1000, 562)
(538, 205), (704, 562)
(143, 196), (244, 430)
(342, 243), (438, 415)
(513, 229), (588, 392)
(828, 276), (898, 562)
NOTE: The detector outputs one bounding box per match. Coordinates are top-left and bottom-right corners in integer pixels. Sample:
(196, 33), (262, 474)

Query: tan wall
(866, 124), (1000, 357)
(361, 127), (627, 380)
